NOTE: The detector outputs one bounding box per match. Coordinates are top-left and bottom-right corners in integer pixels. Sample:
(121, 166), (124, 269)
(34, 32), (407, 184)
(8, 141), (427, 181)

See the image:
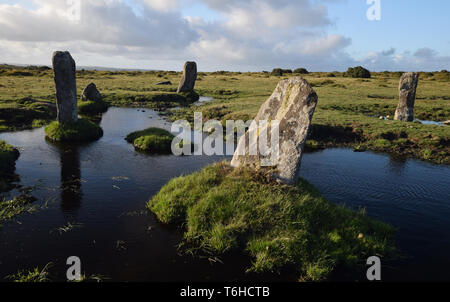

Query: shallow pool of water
(194, 96), (214, 106)
(415, 119), (444, 126)
(0, 107), (449, 281)
(300, 149), (450, 281)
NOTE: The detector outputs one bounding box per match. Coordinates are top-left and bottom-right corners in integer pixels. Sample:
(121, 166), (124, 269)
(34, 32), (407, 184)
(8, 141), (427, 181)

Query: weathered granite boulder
(81, 83), (102, 102)
(52, 51), (78, 124)
(231, 77), (318, 185)
(177, 62), (197, 93)
(394, 72), (419, 122)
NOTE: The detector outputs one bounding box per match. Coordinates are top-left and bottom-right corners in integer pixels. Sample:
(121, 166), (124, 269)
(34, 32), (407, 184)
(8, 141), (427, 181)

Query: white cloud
(298, 35), (351, 56)
(182, 0), (352, 70)
(142, 0), (179, 12)
(359, 48), (450, 71)
(200, 0), (331, 39)
(0, 0), (446, 71)
(0, 0), (196, 47)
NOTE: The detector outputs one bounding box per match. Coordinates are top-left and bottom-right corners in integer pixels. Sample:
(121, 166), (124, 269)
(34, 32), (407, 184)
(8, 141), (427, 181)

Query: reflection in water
(59, 145), (82, 220)
(387, 154), (407, 175)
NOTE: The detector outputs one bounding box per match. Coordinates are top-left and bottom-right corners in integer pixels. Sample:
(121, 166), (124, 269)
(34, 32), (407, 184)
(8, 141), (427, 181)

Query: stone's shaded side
(81, 83), (102, 102)
(177, 61), (197, 93)
(394, 72), (419, 122)
(231, 77), (318, 185)
(52, 51), (78, 124)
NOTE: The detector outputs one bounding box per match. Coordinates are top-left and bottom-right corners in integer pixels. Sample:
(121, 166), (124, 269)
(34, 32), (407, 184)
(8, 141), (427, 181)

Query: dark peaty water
(300, 149), (450, 281)
(0, 107), (449, 281)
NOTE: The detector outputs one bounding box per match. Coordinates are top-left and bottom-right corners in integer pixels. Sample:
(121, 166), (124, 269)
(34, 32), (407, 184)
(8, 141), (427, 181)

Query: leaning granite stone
(52, 51), (78, 124)
(177, 62), (197, 93)
(394, 72), (419, 122)
(81, 83), (102, 102)
(231, 77), (318, 185)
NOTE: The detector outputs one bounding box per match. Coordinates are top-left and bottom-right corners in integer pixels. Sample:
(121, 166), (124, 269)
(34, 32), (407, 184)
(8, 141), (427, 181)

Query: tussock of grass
(51, 222), (84, 235)
(78, 100), (108, 115)
(6, 263), (53, 282)
(148, 162), (396, 281)
(125, 127), (174, 153)
(44, 119), (103, 142)
(0, 194), (37, 225)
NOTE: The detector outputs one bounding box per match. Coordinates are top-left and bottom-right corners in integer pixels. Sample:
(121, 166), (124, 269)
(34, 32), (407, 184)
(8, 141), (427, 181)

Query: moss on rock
(125, 127), (174, 154)
(44, 119), (103, 142)
(148, 162), (396, 281)
(78, 100), (109, 115)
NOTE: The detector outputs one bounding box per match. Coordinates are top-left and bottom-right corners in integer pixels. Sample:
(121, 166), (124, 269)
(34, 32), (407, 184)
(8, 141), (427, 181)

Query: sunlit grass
(6, 262), (53, 282)
(148, 162), (396, 281)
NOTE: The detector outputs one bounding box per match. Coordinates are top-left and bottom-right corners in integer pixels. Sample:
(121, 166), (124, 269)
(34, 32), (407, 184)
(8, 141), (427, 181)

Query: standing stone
(394, 72), (419, 122)
(81, 83), (102, 102)
(231, 77), (318, 185)
(177, 61), (197, 93)
(52, 51), (78, 124)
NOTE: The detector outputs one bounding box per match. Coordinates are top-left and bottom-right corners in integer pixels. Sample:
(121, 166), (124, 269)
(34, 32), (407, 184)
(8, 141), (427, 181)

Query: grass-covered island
(0, 140), (20, 192)
(78, 99), (109, 115)
(125, 127), (175, 153)
(148, 162), (395, 281)
(44, 119), (103, 142)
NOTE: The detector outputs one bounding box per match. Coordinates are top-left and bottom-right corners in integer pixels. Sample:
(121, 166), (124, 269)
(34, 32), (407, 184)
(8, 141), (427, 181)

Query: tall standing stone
(231, 77), (318, 185)
(394, 72), (419, 122)
(177, 61), (197, 93)
(52, 51), (78, 124)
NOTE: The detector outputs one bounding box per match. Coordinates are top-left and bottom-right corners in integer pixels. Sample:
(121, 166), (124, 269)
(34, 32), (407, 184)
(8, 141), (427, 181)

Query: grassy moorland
(165, 71), (450, 164)
(0, 65), (448, 164)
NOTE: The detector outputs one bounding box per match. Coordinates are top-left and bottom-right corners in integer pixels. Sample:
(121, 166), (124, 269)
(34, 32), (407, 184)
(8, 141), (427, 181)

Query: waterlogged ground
(1, 69), (449, 163)
(0, 107), (449, 281)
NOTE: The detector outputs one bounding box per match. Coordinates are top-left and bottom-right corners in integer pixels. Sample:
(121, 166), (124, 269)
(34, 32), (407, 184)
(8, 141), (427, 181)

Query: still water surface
(0, 107), (449, 281)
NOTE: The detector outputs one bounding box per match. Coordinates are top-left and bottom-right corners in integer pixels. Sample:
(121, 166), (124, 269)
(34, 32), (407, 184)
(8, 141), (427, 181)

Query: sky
(0, 0), (449, 71)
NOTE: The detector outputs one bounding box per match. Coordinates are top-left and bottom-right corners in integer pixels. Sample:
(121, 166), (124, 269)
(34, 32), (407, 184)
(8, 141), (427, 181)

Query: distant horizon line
(0, 62), (447, 73)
